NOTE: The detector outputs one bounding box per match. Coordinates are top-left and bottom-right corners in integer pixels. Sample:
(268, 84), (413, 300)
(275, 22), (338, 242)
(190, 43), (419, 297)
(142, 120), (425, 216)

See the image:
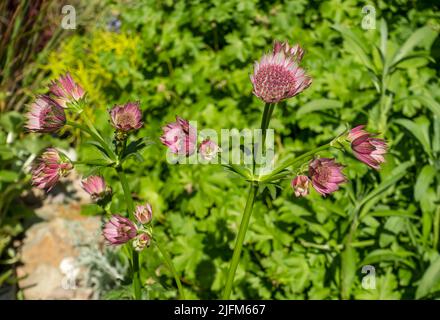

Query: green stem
(66, 120), (117, 161)
(117, 167), (141, 300)
(222, 183), (258, 299)
(263, 143), (331, 181)
(223, 103), (275, 299)
(154, 240), (185, 299)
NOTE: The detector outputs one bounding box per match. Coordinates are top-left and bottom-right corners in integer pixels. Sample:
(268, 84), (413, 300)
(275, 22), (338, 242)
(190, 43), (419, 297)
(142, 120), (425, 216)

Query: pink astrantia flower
(133, 233), (151, 252)
(81, 175), (109, 200)
(291, 175), (310, 197)
(250, 40), (312, 104)
(31, 148), (73, 191)
(25, 95), (66, 133)
(134, 203), (153, 224)
(103, 215), (137, 245)
(109, 102), (143, 132)
(309, 158), (346, 196)
(160, 116), (197, 156)
(348, 125), (388, 170)
(199, 138), (221, 161)
(49, 72), (85, 108)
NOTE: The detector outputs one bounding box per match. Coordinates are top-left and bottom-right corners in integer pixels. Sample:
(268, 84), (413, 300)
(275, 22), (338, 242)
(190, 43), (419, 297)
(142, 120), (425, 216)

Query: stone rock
(17, 170), (103, 300)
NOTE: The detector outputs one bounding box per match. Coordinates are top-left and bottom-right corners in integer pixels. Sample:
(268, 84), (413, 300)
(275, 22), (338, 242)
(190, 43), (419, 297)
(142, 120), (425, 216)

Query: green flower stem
(222, 183), (258, 299)
(154, 240), (185, 299)
(66, 120), (116, 161)
(116, 167), (141, 300)
(223, 104), (275, 299)
(262, 143), (332, 181)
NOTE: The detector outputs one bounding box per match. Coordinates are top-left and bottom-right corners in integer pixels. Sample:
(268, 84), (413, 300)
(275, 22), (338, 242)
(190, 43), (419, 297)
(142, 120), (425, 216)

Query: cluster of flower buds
(103, 203), (153, 252)
(291, 126), (387, 197)
(27, 73), (145, 193)
(160, 116), (221, 160)
(25, 73), (85, 133)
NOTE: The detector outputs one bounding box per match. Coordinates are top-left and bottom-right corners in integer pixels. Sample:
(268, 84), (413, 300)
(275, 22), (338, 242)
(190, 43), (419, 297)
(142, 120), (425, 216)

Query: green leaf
(391, 26), (436, 68)
(395, 117), (432, 156)
(296, 99), (343, 116)
(416, 256), (440, 299)
(0, 170), (19, 182)
(333, 25), (375, 73)
(414, 165), (436, 202)
(341, 245), (357, 299)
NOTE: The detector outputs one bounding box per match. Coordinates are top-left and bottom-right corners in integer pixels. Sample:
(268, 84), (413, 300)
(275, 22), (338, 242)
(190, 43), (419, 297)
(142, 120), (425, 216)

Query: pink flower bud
(49, 72), (85, 108)
(31, 148), (73, 192)
(132, 233), (151, 252)
(81, 175), (110, 201)
(251, 41), (312, 104)
(309, 158), (346, 196)
(134, 203), (153, 224)
(348, 125), (388, 170)
(291, 175), (310, 197)
(103, 215), (137, 245)
(199, 138), (221, 161)
(160, 116), (197, 156)
(25, 95), (66, 133)
(109, 102), (143, 132)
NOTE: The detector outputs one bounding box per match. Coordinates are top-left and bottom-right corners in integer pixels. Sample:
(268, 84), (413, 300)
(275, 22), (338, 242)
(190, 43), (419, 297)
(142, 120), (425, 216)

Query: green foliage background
(2, 0), (440, 299)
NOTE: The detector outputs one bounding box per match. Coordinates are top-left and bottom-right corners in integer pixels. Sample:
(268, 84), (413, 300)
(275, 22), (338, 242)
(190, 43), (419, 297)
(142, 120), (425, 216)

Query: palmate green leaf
(414, 165), (436, 202)
(416, 255), (440, 299)
(397, 95), (440, 118)
(390, 26), (436, 68)
(395, 117), (432, 156)
(296, 99), (343, 116)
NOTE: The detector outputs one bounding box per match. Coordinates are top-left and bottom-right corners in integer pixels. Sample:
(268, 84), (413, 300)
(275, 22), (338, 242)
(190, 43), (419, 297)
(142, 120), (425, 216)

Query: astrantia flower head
(291, 175), (310, 197)
(31, 148), (73, 191)
(25, 95), (66, 133)
(133, 233), (151, 252)
(348, 125), (387, 170)
(109, 102), (143, 133)
(199, 138), (221, 161)
(309, 158), (346, 196)
(134, 203), (153, 225)
(250, 40), (312, 104)
(81, 175), (111, 201)
(49, 72), (85, 108)
(103, 215), (137, 245)
(160, 116), (197, 156)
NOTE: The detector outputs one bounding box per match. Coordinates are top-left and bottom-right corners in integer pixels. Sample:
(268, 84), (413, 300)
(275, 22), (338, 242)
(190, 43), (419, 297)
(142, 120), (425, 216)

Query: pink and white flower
(160, 116), (197, 156)
(291, 175), (310, 197)
(348, 125), (387, 170)
(49, 72), (85, 108)
(81, 175), (110, 201)
(109, 102), (143, 132)
(309, 158), (346, 196)
(250, 40), (312, 104)
(133, 233), (151, 252)
(199, 138), (221, 161)
(31, 148), (73, 191)
(134, 203), (153, 225)
(103, 215), (137, 245)
(25, 95), (66, 133)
